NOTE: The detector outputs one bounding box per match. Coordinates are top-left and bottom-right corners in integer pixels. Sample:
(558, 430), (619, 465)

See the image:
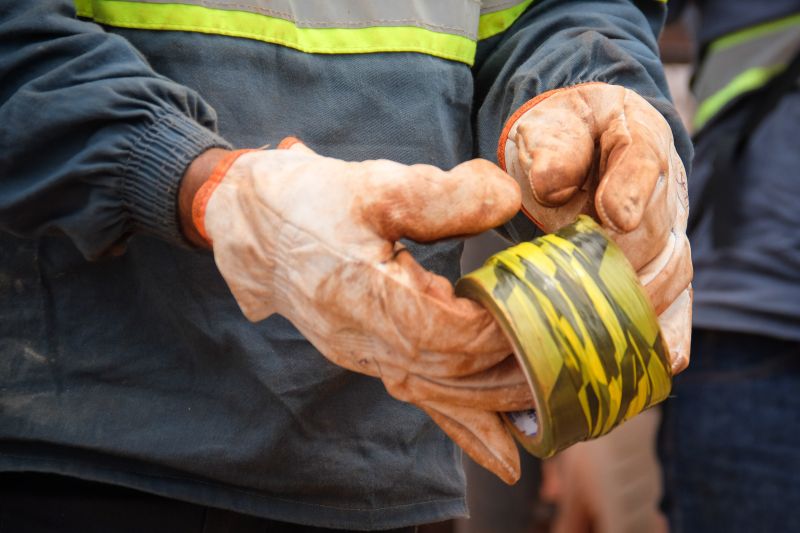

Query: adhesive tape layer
(456, 216), (671, 458)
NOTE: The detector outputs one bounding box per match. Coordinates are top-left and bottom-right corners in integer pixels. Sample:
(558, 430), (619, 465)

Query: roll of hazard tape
(455, 215), (671, 458)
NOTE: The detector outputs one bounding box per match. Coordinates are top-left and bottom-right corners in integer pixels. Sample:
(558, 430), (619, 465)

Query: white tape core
(507, 409), (538, 437)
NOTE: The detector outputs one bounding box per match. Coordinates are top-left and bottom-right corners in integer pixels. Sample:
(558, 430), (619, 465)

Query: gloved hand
(498, 83), (692, 373)
(185, 139), (533, 484)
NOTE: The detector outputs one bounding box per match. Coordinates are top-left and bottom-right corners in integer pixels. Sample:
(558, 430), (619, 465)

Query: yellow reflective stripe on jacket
(74, 0), (481, 65)
(112, 0), (482, 38)
(74, 0), (91, 16)
(709, 13), (800, 54)
(694, 65), (787, 130)
(693, 13), (800, 130)
(75, 0), (538, 63)
(478, 0), (535, 41)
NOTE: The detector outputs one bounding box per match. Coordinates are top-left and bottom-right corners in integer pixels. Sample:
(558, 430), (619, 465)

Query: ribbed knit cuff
(122, 111), (231, 246)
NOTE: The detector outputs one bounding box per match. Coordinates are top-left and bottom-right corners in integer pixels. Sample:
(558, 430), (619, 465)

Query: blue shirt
(683, 0), (800, 341)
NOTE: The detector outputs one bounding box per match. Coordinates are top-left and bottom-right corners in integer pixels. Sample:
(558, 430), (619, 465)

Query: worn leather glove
(189, 139), (533, 484)
(498, 83), (692, 373)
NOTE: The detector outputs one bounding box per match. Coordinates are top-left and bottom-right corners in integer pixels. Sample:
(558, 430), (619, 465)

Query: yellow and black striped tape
(456, 216), (671, 458)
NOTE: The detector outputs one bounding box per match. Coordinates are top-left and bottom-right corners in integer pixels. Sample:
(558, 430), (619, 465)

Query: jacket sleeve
(0, 1), (230, 259)
(472, 0), (693, 241)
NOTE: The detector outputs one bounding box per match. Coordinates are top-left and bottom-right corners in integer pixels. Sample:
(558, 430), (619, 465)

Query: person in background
(516, 4), (799, 532)
(659, 2), (800, 532)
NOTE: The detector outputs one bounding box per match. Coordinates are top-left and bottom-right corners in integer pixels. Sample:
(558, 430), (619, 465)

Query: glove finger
(314, 246), (513, 378)
(639, 232), (693, 315)
(385, 249), (514, 376)
(658, 287), (692, 374)
(602, 159), (675, 271)
(365, 158), (521, 243)
(382, 355), (535, 411)
(594, 94), (673, 234)
(516, 104), (596, 210)
(421, 401), (521, 485)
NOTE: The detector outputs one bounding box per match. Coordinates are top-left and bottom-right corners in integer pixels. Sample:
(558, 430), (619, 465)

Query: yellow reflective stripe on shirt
(692, 12), (800, 130)
(74, 0), (478, 65)
(121, 0), (481, 38)
(74, 0), (92, 17)
(478, 0), (535, 41)
(694, 64), (786, 130)
(709, 13), (800, 54)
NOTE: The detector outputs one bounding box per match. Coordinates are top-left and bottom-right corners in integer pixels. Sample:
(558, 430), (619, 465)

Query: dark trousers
(659, 329), (800, 533)
(0, 473), (417, 533)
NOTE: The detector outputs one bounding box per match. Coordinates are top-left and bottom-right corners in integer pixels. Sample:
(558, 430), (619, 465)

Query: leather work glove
(498, 83), (692, 373)
(188, 139), (533, 484)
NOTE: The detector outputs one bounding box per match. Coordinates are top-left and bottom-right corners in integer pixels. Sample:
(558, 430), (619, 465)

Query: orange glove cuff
(191, 149), (256, 246)
(191, 138), (303, 246)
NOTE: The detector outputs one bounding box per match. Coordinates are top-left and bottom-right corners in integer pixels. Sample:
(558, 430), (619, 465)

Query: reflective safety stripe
(119, 0), (481, 39)
(478, 0), (535, 40)
(74, 0), (535, 65)
(693, 13), (800, 130)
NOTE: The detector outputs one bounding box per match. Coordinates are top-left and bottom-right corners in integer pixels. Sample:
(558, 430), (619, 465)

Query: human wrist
(179, 147), (232, 249)
(120, 111), (230, 246)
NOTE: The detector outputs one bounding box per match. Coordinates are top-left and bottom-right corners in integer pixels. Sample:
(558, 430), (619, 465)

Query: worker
(0, 1), (691, 531)
(658, 2), (800, 532)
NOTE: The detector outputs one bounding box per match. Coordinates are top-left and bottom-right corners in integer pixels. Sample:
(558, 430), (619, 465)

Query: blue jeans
(659, 329), (800, 533)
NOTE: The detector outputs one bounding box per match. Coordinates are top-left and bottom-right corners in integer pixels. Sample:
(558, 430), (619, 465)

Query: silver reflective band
(480, 0), (527, 14)
(693, 17), (800, 128)
(136, 0), (483, 39)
